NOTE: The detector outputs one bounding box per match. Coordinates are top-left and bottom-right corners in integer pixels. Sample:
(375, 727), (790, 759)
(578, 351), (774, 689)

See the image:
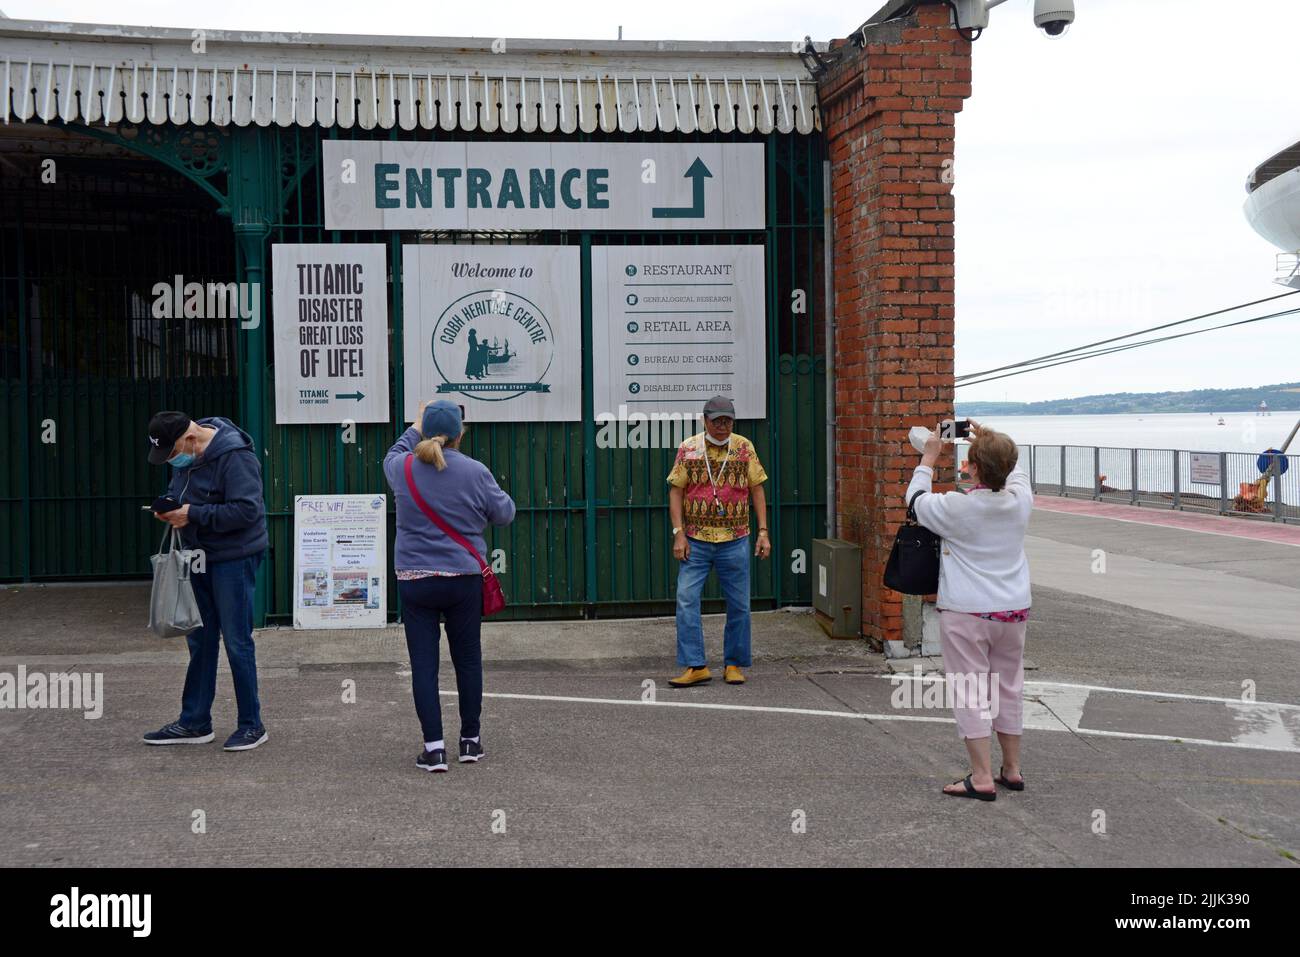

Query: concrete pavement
(1, 502), (1298, 867)
(1026, 505), (1300, 644)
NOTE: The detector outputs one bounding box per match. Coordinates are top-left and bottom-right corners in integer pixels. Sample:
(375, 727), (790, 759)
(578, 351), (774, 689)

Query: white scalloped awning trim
(2, 59), (821, 135)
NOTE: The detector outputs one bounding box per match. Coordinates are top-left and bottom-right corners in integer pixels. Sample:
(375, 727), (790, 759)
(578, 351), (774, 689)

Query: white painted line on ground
(883, 674), (1300, 711)
(445, 689), (953, 724)
(434, 689), (1300, 754)
(1225, 702), (1300, 751)
(1023, 685), (1091, 734)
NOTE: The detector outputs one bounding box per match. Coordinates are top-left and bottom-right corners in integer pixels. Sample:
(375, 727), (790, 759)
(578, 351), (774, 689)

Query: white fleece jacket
(903, 462), (1033, 613)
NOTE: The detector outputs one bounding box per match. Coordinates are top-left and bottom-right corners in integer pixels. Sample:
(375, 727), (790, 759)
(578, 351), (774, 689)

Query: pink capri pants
(938, 610), (1027, 740)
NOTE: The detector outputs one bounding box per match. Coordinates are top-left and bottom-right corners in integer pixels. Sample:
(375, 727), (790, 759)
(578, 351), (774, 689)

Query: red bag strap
(403, 452), (489, 574)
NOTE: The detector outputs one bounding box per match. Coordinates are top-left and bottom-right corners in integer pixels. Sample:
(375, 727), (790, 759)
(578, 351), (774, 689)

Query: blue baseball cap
(420, 400), (463, 440)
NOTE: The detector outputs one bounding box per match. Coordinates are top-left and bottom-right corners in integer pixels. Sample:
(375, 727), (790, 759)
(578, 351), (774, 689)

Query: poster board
(591, 244), (766, 418)
(272, 243), (390, 424)
(293, 494), (387, 629)
(1189, 452), (1221, 485)
(402, 244), (581, 422)
(323, 141), (764, 232)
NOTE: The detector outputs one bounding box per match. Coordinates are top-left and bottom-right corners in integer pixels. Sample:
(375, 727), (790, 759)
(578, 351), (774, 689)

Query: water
(951, 411), (1300, 513)
(970, 411), (1300, 455)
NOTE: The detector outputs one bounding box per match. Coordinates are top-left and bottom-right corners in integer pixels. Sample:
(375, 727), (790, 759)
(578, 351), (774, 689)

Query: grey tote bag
(148, 526), (203, 638)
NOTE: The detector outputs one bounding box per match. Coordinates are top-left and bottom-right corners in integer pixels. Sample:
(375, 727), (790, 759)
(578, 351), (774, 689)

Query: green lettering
(436, 168), (462, 207)
(498, 168), (525, 208)
(375, 163), (399, 209)
(405, 168), (433, 208)
(587, 168), (610, 209)
(560, 168), (582, 209)
(529, 169), (555, 208)
(467, 168), (492, 208)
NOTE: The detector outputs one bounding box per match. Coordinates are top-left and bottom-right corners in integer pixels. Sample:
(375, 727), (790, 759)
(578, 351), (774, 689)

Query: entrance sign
(271, 243), (389, 424)
(1189, 452), (1221, 485)
(402, 245), (581, 422)
(323, 141), (764, 232)
(592, 245), (766, 417)
(293, 494), (387, 629)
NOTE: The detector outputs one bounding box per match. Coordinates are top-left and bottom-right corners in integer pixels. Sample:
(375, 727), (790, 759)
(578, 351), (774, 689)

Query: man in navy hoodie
(142, 411), (270, 751)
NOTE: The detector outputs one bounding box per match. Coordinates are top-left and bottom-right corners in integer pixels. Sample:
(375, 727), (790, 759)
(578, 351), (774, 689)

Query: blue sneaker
(223, 727), (268, 751)
(143, 722), (214, 745)
(417, 748), (448, 772)
(459, 738), (485, 763)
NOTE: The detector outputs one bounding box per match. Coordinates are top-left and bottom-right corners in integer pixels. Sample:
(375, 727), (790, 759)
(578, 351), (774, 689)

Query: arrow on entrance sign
(651, 157), (712, 219)
(336, 392), (365, 401)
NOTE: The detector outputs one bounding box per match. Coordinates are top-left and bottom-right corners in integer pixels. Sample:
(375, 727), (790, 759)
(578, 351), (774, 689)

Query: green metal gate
(3, 120), (826, 625)
(0, 133), (240, 580)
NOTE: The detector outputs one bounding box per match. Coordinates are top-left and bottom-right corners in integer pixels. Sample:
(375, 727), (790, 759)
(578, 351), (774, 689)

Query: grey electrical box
(811, 539), (862, 639)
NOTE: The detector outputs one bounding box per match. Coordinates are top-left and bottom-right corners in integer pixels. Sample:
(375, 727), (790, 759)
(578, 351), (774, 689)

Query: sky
(8, 0), (1298, 403)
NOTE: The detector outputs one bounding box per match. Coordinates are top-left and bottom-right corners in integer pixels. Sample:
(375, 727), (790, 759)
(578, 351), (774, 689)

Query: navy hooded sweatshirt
(163, 416), (268, 563)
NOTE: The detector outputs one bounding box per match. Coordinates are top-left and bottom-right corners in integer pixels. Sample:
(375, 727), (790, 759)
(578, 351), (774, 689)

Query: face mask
(705, 431), (730, 446)
(167, 436), (197, 468)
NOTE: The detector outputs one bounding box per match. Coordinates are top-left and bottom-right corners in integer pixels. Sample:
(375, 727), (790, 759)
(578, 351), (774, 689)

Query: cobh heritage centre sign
(402, 246), (582, 422)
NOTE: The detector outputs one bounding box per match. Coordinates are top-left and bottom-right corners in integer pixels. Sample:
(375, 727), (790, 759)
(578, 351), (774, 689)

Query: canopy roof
(0, 19), (822, 135)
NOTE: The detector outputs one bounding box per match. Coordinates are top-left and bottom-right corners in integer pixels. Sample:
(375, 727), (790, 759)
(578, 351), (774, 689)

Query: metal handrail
(952, 442), (1300, 525)
(1276, 252), (1300, 289)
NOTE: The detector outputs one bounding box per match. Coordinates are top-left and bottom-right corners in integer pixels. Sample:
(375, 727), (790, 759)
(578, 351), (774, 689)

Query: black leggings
(398, 574), (483, 742)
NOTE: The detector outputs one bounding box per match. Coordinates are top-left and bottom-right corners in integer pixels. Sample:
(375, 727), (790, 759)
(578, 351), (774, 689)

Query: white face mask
(705, 431), (730, 446)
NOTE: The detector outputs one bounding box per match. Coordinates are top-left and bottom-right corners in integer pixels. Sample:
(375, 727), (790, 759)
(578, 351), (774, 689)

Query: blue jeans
(179, 553), (263, 733)
(399, 575), (483, 742)
(675, 536), (752, 668)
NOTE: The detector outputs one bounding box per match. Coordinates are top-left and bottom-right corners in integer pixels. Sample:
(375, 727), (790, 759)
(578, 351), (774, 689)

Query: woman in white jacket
(906, 421), (1031, 802)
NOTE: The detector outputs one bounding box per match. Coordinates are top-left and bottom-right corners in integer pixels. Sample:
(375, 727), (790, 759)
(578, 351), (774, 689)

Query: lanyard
(702, 437), (731, 512)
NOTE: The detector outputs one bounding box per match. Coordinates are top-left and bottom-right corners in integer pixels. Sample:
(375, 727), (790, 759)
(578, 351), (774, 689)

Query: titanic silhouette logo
(429, 288), (554, 402)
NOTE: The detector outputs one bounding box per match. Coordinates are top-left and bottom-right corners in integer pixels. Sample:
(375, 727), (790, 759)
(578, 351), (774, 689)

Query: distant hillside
(956, 383), (1300, 416)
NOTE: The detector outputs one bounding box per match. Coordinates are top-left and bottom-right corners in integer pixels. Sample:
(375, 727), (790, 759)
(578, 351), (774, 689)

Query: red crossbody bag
(403, 453), (507, 616)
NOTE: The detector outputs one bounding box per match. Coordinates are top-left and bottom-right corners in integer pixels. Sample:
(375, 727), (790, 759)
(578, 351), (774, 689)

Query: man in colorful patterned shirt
(665, 395), (770, 687)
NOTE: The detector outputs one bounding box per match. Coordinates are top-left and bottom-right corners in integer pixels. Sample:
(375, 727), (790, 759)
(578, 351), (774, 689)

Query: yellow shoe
(724, 666), (746, 685)
(668, 666), (712, 687)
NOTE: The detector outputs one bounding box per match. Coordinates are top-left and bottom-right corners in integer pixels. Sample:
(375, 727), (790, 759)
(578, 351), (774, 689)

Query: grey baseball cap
(703, 395), (735, 421)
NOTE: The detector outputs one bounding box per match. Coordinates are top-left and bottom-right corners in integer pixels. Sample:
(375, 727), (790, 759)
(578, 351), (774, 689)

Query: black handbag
(883, 490), (941, 595)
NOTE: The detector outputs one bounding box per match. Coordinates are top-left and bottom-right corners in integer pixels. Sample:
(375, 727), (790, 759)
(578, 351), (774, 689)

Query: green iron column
(581, 233), (597, 614)
(228, 127), (278, 626)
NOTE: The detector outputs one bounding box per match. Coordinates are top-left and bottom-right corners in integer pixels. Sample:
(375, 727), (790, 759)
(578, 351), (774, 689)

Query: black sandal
(996, 766), (1025, 791)
(944, 774), (997, 802)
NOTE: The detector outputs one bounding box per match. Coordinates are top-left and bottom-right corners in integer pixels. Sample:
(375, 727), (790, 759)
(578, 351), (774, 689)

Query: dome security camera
(1033, 0), (1075, 36)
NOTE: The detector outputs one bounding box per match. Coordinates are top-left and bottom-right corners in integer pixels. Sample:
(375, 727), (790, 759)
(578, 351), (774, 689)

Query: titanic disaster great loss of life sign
(402, 245), (581, 422)
(271, 243), (390, 424)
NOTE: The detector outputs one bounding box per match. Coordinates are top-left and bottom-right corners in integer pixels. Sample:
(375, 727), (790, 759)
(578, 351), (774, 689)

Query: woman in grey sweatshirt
(384, 400), (515, 772)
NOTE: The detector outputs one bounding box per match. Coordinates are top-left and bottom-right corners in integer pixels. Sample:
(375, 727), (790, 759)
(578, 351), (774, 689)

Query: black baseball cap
(147, 411), (191, 465)
(703, 395), (736, 421)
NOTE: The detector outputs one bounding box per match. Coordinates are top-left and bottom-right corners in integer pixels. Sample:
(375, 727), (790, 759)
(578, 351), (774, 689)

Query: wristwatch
(672, 526), (683, 535)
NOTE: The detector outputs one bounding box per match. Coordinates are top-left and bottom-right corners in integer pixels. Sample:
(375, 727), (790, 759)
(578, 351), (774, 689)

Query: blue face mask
(167, 437), (197, 469)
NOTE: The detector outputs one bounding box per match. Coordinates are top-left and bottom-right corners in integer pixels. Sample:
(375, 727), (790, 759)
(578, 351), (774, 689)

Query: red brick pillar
(818, 3), (971, 647)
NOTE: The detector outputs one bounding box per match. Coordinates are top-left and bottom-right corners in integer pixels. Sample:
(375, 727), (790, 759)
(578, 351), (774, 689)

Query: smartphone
(151, 496), (182, 514)
(939, 419), (971, 440)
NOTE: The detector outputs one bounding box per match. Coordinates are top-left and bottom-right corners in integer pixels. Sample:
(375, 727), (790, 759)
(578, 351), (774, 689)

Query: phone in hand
(939, 419), (971, 440)
(151, 496), (182, 514)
